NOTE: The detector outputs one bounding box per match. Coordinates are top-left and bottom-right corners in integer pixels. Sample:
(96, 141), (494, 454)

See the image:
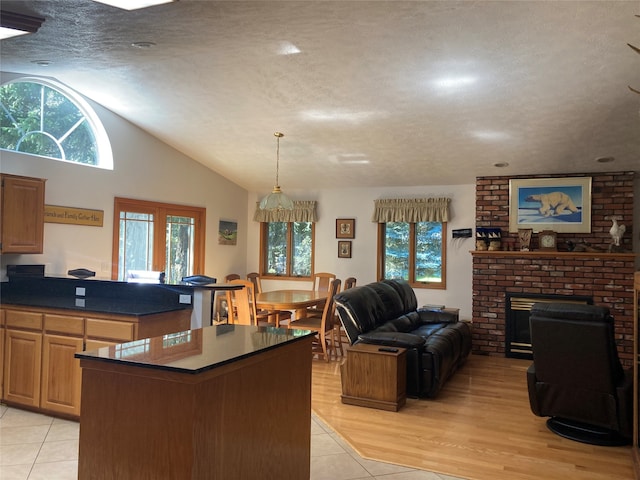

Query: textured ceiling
(1, 0), (639, 193)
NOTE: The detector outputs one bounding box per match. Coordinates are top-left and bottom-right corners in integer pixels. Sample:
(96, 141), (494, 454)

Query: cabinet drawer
(5, 310), (43, 330)
(44, 314), (84, 336)
(86, 318), (134, 342)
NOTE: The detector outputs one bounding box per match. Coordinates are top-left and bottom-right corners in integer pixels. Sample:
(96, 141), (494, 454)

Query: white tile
(0, 425), (50, 445)
(45, 421), (79, 443)
(311, 452), (371, 480)
(0, 463), (31, 480)
(35, 439), (79, 464)
(356, 456), (416, 476)
(0, 443), (41, 466)
(28, 460), (78, 480)
(0, 409), (53, 429)
(311, 432), (347, 457)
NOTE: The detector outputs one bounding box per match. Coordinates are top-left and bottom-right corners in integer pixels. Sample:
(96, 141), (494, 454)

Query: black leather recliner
(527, 302), (633, 445)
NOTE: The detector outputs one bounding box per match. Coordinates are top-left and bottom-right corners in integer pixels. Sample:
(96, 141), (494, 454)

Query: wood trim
(471, 250), (637, 259)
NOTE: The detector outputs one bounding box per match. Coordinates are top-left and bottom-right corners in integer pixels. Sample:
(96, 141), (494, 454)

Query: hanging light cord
(274, 132), (284, 189)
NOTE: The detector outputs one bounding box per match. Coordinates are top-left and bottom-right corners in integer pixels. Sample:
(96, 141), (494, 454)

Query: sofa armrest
(417, 308), (458, 324)
(358, 331), (426, 349)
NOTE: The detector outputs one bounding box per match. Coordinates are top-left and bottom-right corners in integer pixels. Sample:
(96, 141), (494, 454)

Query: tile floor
(0, 403), (464, 480)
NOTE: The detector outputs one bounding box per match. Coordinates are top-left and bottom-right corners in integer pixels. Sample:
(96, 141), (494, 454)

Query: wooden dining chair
(225, 280), (255, 325)
(311, 272), (336, 293)
(247, 272), (292, 326)
(307, 272), (336, 315)
(334, 277), (356, 357)
(224, 273), (241, 282)
(289, 278), (341, 361)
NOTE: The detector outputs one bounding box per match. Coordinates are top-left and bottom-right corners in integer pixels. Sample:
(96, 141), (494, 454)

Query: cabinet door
(0, 309), (4, 400)
(41, 334), (83, 416)
(0, 174), (45, 254)
(4, 329), (42, 407)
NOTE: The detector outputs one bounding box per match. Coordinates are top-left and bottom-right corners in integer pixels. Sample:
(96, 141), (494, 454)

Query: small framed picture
(338, 240), (352, 258)
(336, 218), (355, 239)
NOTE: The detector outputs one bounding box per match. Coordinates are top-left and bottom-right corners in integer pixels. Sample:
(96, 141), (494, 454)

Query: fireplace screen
(505, 293), (592, 359)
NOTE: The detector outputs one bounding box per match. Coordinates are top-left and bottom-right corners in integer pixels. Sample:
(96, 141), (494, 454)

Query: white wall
(247, 185), (476, 320)
(0, 80), (249, 283)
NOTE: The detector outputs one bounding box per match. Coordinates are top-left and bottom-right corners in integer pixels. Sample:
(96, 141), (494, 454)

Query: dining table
(255, 289), (328, 327)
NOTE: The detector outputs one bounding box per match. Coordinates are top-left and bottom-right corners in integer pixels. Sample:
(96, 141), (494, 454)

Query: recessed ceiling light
(595, 156), (615, 163)
(92, 0), (174, 10)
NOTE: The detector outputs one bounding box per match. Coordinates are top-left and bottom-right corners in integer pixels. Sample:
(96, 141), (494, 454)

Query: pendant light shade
(259, 132), (294, 211)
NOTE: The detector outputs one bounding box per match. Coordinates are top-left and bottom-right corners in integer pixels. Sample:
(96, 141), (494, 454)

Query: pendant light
(259, 132), (294, 211)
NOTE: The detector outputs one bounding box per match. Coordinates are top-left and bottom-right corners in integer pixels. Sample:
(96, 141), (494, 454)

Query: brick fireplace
(472, 171), (636, 366)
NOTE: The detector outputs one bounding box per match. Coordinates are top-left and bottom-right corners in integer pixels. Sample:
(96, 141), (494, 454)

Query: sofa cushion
(358, 331), (426, 349)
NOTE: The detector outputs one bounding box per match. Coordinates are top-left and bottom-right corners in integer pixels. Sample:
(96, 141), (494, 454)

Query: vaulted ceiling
(1, 1), (638, 192)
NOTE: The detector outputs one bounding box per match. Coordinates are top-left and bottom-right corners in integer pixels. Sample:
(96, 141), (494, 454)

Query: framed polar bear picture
(508, 177), (592, 233)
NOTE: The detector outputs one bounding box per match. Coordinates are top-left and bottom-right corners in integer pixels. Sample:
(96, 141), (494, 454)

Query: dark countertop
(76, 324), (314, 374)
(0, 292), (190, 316)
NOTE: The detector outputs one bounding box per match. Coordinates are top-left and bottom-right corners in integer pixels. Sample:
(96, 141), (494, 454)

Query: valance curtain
(253, 200), (318, 222)
(371, 197), (451, 223)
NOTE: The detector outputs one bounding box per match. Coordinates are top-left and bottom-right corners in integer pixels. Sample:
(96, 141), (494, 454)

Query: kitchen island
(75, 324), (314, 479)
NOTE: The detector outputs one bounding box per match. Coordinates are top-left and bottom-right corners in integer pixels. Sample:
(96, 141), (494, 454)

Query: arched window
(0, 77), (113, 169)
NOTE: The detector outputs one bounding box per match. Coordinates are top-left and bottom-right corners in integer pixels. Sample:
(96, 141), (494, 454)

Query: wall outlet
(179, 294), (192, 304)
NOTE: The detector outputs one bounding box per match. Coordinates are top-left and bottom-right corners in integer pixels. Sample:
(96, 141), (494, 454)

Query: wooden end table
(340, 343), (407, 411)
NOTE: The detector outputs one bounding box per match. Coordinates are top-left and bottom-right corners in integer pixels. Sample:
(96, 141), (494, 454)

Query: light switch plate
(76, 287), (86, 296)
(179, 294), (192, 304)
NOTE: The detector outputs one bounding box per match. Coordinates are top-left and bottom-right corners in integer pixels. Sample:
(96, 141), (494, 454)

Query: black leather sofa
(334, 279), (472, 398)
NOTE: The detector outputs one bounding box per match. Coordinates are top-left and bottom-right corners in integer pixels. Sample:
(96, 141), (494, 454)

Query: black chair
(527, 302), (633, 446)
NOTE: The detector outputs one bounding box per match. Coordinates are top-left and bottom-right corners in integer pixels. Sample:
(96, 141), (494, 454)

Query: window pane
(118, 211), (154, 281)
(384, 222), (410, 280)
(292, 222), (312, 277)
(266, 222), (288, 275)
(165, 215), (195, 284)
(415, 222), (442, 282)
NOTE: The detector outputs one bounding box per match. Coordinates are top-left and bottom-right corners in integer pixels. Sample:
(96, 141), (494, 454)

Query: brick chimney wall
(473, 171), (636, 365)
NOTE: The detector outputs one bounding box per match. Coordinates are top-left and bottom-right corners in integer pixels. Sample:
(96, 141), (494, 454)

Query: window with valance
(374, 197), (450, 289)
(254, 201), (317, 279)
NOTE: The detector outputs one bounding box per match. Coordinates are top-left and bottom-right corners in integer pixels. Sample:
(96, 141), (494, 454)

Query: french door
(112, 197), (205, 284)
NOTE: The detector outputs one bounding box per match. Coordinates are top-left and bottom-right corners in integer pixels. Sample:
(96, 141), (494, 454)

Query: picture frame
(338, 240), (352, 258)
(336, 218), (355, 239)
(508, 177), (591, 233)
(218, 220), (238, 245)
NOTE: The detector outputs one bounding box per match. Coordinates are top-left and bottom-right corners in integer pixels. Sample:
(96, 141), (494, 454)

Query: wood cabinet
(633, 271), (640, 478)
(0, 174), (46, 254)
(0, 309), (4, 399)
(4, 309), (43, 408)
(341, 343), (407, 411)
(1, 304), (191, 418)
(41, 313), (85, 416)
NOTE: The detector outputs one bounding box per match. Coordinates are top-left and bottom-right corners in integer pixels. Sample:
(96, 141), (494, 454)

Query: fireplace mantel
(471, 250), (636, 260)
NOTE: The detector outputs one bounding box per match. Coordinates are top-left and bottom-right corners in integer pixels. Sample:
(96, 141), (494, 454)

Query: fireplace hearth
(505, 293), (592, 359)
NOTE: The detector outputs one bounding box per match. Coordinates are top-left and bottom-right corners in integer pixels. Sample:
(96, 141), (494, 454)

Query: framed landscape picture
(509, 177), (591, 233)
(218, 220), (238, 245)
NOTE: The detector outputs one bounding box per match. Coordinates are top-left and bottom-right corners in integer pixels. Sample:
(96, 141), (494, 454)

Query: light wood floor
(311, 354), (634, 480)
